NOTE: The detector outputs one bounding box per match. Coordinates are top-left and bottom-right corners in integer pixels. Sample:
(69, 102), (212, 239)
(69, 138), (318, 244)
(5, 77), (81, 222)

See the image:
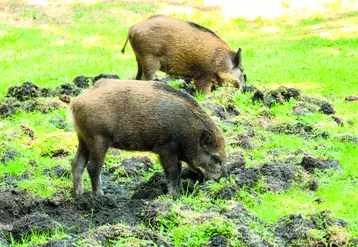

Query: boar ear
(234, 48), (242, 67)
(200, 129), (213, 147)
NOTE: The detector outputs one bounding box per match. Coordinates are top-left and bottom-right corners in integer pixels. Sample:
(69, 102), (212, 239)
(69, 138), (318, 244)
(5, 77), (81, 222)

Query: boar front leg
(86, 136), (108, 196)
(194, 77), (212, 94)
(71, 136), (89, 197)
(157, 145), (182, 199)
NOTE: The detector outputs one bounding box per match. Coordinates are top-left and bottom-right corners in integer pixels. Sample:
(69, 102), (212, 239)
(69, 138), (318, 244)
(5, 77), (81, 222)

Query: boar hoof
(168, 185), (182, 200)
(93, 189), (104, 196)
(73, 189), (84, 198)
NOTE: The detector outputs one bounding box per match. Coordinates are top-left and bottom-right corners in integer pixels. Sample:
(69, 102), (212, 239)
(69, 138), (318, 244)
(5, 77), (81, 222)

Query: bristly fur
(187, 21), (220, 38)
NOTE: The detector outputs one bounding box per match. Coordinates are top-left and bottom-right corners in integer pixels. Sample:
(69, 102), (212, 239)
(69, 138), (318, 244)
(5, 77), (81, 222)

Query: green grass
(1, 0), (358, 246)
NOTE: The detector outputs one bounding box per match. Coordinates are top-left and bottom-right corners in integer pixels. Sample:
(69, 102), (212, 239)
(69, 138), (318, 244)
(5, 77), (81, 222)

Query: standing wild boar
(70, 79), (228, 198)
(121, 15), (245, 93)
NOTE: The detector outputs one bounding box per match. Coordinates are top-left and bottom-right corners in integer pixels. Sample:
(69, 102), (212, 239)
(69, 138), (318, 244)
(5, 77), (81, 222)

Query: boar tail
(121, 36), (129, 54)
(121, 26), (133, 54)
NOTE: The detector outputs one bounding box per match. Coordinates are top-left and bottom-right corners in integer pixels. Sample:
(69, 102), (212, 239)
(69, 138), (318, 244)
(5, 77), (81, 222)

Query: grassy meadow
(0, 0), (357, 246)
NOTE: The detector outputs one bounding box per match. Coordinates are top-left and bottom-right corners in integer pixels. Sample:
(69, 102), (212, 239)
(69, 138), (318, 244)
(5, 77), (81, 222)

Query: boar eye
(211, 155), (221, 165)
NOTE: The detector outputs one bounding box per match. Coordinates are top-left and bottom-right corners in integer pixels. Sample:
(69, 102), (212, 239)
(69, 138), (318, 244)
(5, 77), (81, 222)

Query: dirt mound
(299, 156), (341, 173)
(227, 151), (246, 168)
(7, 82), (40, 101)
(73, 75), (90, 88)
(337, 135), (358, 144)
(292, 103), (316, 115)
(319, 102), (335, 115)
(58, 83), (81, 96)
(229, 164), (261, 188)
(260, 162), (296, 191)
(0, 97), (66, 117)
(202, 102), (240, 120)
(345, 96), (358, 102)
(205, 235), (228, 247)
(275, 211), (348, 247)
(252, 86), (301, 108)
(230, 132), (254, 150)
(242, 85), (258, 93)
(227, 204), (271, 247)
(0, 149), (21, 164)
(0, 78), (86, 117)
(267, 122), (329, 139)
(92, 74), (120, 85)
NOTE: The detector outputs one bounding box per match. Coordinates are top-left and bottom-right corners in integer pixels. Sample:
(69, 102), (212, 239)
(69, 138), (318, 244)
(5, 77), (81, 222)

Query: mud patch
(260, 162), (296, 192)
(229, 163), (261, 188)
(0, 186), (145, 241)
(227, 203), (271, 247)
(10, 212), (60, 239)
(131, 172), (167, 200)
(275, 211), (348, 247)
(299, 156), (340, 173)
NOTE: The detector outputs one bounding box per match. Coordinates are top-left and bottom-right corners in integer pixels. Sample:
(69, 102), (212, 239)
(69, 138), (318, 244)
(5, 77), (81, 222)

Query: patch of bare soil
(0, 74), (120, 117)
(275, 211), (348, 247)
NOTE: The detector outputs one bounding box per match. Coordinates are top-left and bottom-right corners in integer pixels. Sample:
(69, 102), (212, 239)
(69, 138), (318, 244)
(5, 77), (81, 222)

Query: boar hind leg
(135, 56), (143, 80)
(142, 55), (160, 80)
(157, 146), (182, 199)
(86, 137), (108, 196)
(194, 78), (212, 94)
(71, 135), (89, 197)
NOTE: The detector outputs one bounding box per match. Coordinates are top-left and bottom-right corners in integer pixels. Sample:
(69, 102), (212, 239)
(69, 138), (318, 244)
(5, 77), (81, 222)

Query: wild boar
(121, 15), (245, 93)
(69, 79), (228, 198)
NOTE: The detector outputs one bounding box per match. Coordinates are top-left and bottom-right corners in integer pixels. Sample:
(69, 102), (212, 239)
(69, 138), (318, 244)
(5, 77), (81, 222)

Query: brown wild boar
(70, 79), (228, 198)
(121, 15), (245, 93)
